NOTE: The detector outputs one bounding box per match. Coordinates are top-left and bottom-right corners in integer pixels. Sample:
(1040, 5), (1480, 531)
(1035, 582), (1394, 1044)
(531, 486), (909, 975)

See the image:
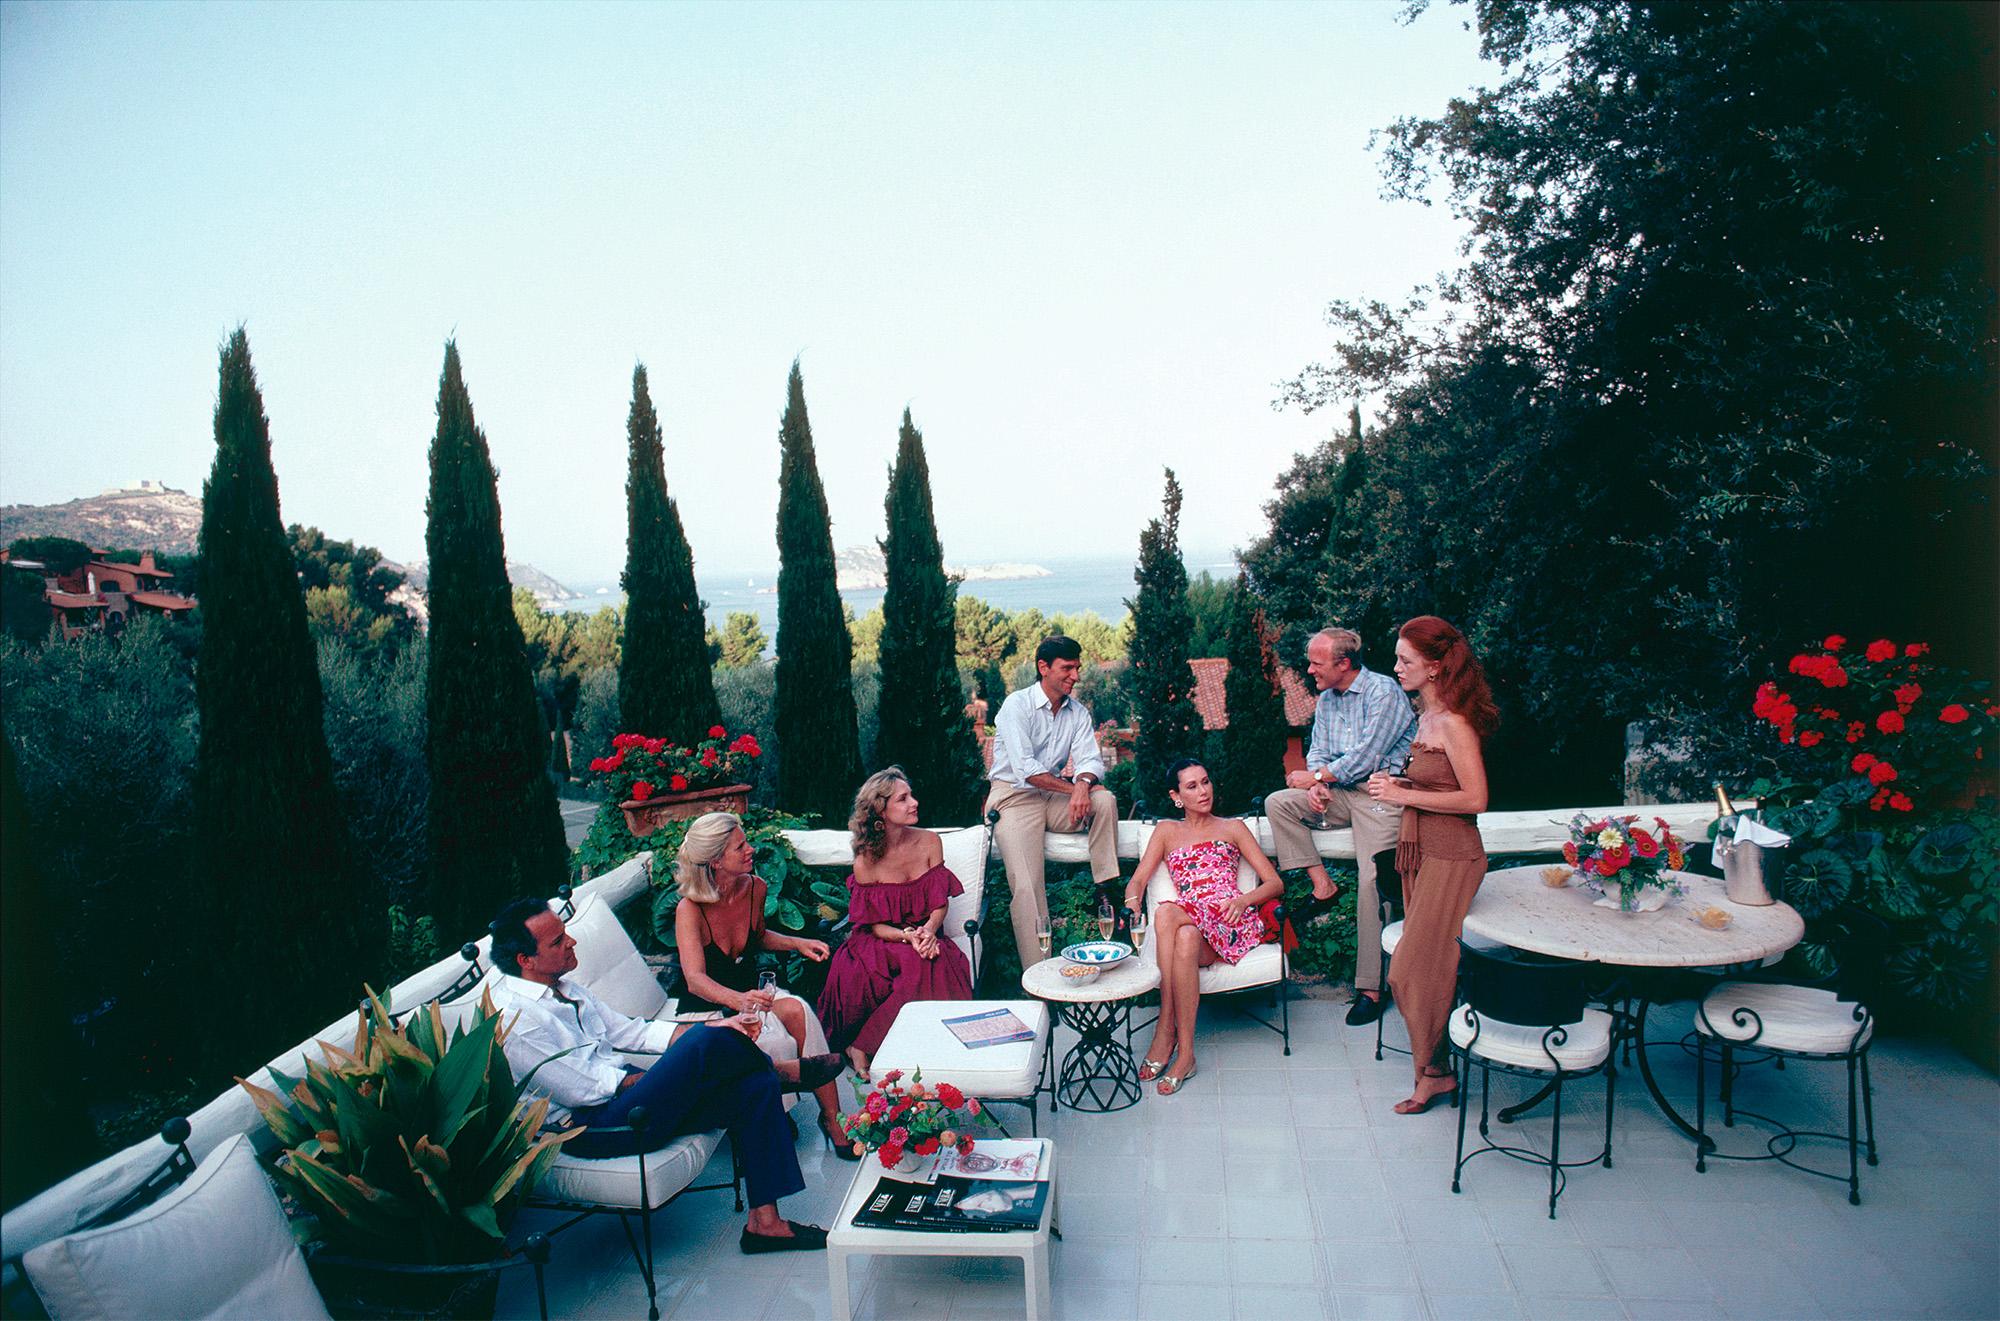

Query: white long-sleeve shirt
(988, 683), (1106, 787)
(486, 973), (676, 1122)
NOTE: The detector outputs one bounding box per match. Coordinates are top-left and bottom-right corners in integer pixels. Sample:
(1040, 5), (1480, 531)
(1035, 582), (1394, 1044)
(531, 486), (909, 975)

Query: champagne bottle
(1712, 782), (1738, 818)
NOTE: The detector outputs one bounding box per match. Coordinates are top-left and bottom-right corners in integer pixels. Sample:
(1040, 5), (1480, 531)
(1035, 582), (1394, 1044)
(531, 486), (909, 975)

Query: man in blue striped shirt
(1265, 628), (1416, 1027)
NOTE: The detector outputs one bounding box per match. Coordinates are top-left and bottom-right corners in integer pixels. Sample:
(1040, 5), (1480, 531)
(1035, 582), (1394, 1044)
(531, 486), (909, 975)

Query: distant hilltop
(1, 483), (580, 610)
(832, 545), (1049, 592)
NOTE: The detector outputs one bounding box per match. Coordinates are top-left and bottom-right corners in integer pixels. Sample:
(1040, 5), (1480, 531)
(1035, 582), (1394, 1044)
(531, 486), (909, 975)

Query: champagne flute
(757, 970), (778, 996)
(1096, 896), (1115, 942)
(1128, 904), (1147, 951)
(1035, 920), (1052, 960)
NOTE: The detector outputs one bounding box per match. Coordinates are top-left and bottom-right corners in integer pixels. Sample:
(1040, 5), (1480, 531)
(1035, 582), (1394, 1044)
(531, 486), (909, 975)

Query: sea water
(554, 551), (1242, 644)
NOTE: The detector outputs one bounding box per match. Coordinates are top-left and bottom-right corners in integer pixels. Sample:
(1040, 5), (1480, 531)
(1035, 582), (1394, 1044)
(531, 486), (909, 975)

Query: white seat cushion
(869, 999), (1050, 1100)
(1696, 982), (1875, 1055)
(1449, 1005), (1614, 1073)
(1137, 849), (1286, 996)
(566, 892), (670, 1021)
(538, 1130), (724, 1210)
(1381, 919), (1404, 958)
(23, 1134), (331, 1320)
(937, 826), (990, 971)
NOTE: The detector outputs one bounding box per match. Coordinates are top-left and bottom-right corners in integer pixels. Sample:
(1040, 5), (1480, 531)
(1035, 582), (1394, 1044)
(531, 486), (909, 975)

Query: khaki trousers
(985, 781), (1121, 968)
(1265, 786), (1403, 992)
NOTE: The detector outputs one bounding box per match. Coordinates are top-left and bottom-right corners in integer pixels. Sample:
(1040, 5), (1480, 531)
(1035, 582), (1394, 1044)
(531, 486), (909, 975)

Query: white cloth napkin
(1733, 817), (1791, 848)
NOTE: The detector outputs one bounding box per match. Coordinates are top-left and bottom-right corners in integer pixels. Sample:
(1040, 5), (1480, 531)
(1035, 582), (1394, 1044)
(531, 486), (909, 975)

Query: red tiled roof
(1188, 657), (1317, 731)
(129, 592), (195, 611)
(91, 558), (174, 579)
(47, 591), (104, 609)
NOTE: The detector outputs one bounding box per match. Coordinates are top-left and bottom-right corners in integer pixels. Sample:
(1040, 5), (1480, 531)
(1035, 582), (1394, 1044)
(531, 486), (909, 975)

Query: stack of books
(850, 1139), (1051, 1233)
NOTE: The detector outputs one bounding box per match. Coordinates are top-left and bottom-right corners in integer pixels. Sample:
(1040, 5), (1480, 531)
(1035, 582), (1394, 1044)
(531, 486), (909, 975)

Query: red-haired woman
(1365, 615), (1499, 1115)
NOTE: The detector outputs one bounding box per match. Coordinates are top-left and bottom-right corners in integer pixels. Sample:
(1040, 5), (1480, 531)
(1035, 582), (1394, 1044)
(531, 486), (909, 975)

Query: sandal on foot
(1138, 1048), (1176, 1082)
(1393, 1083), (1456, 1115)
(1156, 1063), (1198, 1096)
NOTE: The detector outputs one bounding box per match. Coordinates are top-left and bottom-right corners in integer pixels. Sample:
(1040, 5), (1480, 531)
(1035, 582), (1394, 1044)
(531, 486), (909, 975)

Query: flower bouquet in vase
(839, 1069), (996, 1172)
(1562, 813), (1688, 913)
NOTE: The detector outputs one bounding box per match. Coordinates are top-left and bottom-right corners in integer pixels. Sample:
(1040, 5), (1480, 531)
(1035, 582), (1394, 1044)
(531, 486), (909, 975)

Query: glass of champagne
(1128, 903), (1147, 951)
(757, 970), (778, 996)
(1035, 920), (1052, 960)
(1096, 897), (1116, 942)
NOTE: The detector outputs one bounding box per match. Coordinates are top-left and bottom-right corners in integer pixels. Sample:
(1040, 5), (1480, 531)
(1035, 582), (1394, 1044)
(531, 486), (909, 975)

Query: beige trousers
(1265, 785), (1403, 992)
(985, 781), (1121, 968)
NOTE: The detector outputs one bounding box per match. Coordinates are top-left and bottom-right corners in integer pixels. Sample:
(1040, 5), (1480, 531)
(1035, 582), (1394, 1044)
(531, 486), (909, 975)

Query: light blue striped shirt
(1306, 666), (1417, 787)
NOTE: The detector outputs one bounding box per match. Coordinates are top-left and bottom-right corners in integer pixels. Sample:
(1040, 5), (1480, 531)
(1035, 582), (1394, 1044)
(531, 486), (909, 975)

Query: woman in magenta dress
(1121, 757), (1284, 1095)
(816, 768), (975, 1075)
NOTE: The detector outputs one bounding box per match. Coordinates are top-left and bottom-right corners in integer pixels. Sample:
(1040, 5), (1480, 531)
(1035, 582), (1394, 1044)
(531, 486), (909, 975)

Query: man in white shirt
(486, 897), (836, 1253)
(986, 635), (1122, 966)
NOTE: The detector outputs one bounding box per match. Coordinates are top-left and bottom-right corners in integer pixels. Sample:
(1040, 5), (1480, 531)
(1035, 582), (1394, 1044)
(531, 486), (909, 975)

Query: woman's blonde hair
(848, 767), (912, 860)
(673, 811), (742, 903)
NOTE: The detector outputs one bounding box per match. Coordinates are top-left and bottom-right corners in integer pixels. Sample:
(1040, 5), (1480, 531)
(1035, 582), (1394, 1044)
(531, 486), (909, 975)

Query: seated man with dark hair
(486, 896), (838, 1253)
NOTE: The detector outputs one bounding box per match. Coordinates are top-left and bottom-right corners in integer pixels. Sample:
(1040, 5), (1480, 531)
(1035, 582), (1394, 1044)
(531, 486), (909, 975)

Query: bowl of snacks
(1689, 904), (1734, 930)
(1540, 866), (1574, 888)
(1060, 941), (1131, 974)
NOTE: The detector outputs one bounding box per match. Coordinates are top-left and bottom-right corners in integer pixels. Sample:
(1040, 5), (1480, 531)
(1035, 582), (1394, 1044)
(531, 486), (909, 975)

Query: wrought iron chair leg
(1846, 1054), (1861, 1206)
(1860, 1051), (1878, 1166)
(1695, 1033), (1708, 1173)
(1452, 1048), (1471, 1194)
(1548, 1074), (1564, 1219)
(1375, 950), (1389, 1061)
(1602, 1055), (1616, 1170)
(1479, 1061), (1492, 1139)
(1721, 1041), (1736, 1128)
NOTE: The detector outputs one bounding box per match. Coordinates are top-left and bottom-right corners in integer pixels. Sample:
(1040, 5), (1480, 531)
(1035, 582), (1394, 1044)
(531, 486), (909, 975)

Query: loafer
(1294, 891), (1339, 923)
(786, 1053), (846, 1094)
(741, 1221), (828, 1253)
(1345, 994), (1387, 1027)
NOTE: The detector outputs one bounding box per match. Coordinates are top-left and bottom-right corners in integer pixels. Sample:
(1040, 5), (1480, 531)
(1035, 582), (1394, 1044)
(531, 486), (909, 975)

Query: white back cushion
(565, 892), (667, 1020)
(938, 826), (989, 969)
(23, 1134), (331, 1320)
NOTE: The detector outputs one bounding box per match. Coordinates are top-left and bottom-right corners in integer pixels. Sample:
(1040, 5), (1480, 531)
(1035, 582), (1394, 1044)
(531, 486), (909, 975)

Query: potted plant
(239, 990), (575, 1318)
(587, 725), (762, 837)
(1562, 813), (1689, 912)
(838, 1068), (996, 1170)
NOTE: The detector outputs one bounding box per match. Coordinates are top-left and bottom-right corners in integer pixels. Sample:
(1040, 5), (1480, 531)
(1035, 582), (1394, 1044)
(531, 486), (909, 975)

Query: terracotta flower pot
(619, 783), (753, 837)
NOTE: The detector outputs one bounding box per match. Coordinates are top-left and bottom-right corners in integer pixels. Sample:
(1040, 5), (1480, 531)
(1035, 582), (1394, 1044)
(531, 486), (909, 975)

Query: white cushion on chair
(537, 1130), (724, 1211)
(869, 999), (1050, 1100)
(1138, 852), (1286, 997)
(1381, 920), (1404, 958)
(567, 892), (670, 1021)
(1695, 982), (1874, 1055)
(23, 1134), (331, 1320)
(937, 827), (989, 971)
(1449, 1006), (1613, 1073)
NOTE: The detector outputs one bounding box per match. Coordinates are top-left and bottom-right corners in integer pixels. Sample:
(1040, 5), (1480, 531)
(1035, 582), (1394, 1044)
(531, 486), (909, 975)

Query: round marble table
(1463, 866), (1804, 967)
(1461, 866), (1805, 1148)
(1021, 956), (1161, 1113)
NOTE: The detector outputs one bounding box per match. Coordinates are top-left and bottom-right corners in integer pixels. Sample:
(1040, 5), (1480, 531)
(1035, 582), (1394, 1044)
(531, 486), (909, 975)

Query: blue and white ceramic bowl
(1060, 941), (1132, 969)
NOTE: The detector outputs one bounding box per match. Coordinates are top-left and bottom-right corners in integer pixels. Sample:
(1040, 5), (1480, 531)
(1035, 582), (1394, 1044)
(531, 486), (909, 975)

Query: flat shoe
(1156, 1063), (1197, 1096)
(1345, 994), (1387, 1027)
(1295, 891), (1340, 923)
(741, 1221), (828, 1253)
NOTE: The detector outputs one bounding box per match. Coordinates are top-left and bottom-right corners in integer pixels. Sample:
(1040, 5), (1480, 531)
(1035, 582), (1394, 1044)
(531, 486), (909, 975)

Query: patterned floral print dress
(1163, 839), (1267, 965)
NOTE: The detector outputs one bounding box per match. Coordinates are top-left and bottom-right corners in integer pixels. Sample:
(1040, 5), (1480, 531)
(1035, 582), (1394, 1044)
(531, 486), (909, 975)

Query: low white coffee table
(1022, 956), (1161, 1113)
(826, 1142), (1061, 1321)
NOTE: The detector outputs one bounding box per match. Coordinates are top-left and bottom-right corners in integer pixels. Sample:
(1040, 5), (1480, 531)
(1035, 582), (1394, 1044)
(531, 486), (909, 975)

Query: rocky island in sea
(824, 545), (1050, 592)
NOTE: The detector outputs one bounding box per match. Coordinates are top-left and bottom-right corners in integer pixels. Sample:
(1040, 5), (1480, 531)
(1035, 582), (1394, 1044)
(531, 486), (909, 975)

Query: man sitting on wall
(487, 897), (840, 1253)
(986, 634), (1123, 965)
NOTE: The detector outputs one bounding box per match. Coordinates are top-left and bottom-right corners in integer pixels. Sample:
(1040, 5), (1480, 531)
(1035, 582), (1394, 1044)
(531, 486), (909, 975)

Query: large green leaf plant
(239, 990), (576, 1265)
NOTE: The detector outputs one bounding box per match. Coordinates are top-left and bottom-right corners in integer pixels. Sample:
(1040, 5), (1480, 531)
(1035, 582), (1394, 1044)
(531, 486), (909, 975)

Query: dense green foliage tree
(875, 410), (985, 823)
(1216, 576), (1292, 815)
(772, 363), (862, 825)
(1259, 0), (1998, 803)
(289, 525), (413, 658)
(194, 329), (365, 1066)
(318, 634), (428, 924)
(719, 610), (768, 668)
(424, 343), (569, 938)
(1185, 571), (1232, 660)
(1128, 470), (1202, 797)
(618, 365), (721, 744)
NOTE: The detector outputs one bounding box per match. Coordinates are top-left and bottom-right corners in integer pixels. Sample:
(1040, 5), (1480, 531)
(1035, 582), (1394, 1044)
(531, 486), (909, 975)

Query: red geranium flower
(1940, 704), (1970, 724)
(1865, 639), (1897, 662)
(1894, 683), (1923, 706)
(1851, 752), (1877, 772)
(1904, 643), (1929, 657)
(1823, 635), (1846, 651)
(630, 780), (655, 802)
(1869, 789), (1889, 811)
(1799, 730), (1823, 748)
(669, 773), (689, 792)
(709, 725), (726, 738)
(1888, 793), (1914, 812)
(1876, 710), (1905, 734)
(1846, 722), (1866, 743)
(1867, 761), (1898, 786)
(700, 748), (719, 767)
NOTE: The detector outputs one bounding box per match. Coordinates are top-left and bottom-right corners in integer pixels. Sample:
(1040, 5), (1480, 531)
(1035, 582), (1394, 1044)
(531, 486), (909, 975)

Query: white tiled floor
(499, 990), (2000, 1320)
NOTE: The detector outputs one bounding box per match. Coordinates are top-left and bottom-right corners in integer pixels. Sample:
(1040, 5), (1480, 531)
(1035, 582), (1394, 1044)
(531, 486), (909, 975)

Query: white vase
(1592, 884), (1671, 914)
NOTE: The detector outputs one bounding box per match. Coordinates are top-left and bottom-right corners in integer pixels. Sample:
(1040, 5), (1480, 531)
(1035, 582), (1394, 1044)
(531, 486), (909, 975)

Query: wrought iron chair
(1449, 942), (1617, 1219)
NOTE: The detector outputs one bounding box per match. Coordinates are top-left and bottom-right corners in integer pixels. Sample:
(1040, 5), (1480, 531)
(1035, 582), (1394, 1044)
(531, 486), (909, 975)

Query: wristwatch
(1075, 772), (1098, 787)
(1311, 768), (1330, 785)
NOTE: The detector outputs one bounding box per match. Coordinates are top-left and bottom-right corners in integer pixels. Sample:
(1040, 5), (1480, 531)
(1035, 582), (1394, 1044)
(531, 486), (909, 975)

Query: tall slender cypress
(773, 362), (862, 825)
(618, 364), (720, 744)
(875, 409), (984, 824)
(1128, 468), (1202, 798)
(1219, 575), (1292, 815)
(194, 328), (364, 1064)
(424, 343), (569, 938)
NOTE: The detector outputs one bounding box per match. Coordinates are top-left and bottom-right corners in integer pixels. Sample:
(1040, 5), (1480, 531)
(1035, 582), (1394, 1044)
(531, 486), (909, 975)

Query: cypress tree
(1219, 575), (1292, 816)
(618, 364), (721, 744)
(875, 409), (984, 825)
(773, 362), (862, 825)
(195, 328), (364, 1064)
(424, 343), (569, 938)
(1128, 468), (1202, 800)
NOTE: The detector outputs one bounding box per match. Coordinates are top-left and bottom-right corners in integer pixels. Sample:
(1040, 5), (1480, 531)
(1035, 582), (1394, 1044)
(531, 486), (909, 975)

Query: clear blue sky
(0, 0), (1488, 584)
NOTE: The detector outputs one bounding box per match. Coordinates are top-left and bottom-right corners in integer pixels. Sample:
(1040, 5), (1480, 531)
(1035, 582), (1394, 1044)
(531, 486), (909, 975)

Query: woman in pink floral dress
(1121, 757), (1284, 1095)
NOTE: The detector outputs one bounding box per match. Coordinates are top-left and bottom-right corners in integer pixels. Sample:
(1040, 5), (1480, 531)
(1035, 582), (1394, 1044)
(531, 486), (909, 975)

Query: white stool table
(826, 1142), (1060, 1321)
(869, 999), (1054, 1135)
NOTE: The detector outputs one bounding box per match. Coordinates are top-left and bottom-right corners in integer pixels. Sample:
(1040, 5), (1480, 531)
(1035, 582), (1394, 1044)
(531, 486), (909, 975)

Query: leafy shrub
(714, 662), (779, 807)
(317, 635), (428, 914)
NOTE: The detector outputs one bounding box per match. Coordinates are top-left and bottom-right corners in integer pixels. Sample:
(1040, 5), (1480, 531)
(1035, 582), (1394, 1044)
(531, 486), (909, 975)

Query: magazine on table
(850, 1175), (1050, 1233)
(934, 1138), (1045, 1182)
(942, 1007), (1036, 1048)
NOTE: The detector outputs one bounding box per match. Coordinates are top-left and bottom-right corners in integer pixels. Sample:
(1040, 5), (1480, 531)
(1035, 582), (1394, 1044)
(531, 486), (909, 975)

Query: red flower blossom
(1851, 752), (1877, 772)
(1798, 731), (1823, 748)
(1599, 845), (1631, 872)
(1875, 710), (1905, 734)
(1941, 704), (1971, 724)
(700, 748), (719, 767)
(1867, 761), (1898, 786)
(1893, 683), (1923, 706)
(935, 1083), (965, 1108)
(709, 725), (726, 738)
(1823, 635), (1846, 651)
(1846, 722), (1866, 743)
(877, 1143), (904, 1169)
(957, 1135), (976, 1155)
(881, 1069), (903, 1084)
(1888, 793), (1914, 812)
(630, 780), (656, 802)
(669, 773), (689, 792)
(1865, 639), (1897, 662)
(914, 1137), (940, 1156)
(1562, 841), (1579, 866)
(1904, 643), (1929, 657)
(1869, 789), (1889, 811)
(643, 737), (666, 755)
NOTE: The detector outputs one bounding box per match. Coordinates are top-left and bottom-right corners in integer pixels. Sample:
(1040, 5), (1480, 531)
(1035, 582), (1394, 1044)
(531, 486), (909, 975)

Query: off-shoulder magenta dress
(815, 864), (974, 1055)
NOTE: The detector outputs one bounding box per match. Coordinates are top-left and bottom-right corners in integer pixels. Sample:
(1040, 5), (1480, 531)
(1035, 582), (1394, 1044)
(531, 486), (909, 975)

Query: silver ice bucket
(1714, 822), (1787, 906)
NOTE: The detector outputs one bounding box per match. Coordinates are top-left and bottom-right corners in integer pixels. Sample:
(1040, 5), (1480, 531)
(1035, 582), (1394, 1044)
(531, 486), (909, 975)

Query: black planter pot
(304, 1234), (550, 1321)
